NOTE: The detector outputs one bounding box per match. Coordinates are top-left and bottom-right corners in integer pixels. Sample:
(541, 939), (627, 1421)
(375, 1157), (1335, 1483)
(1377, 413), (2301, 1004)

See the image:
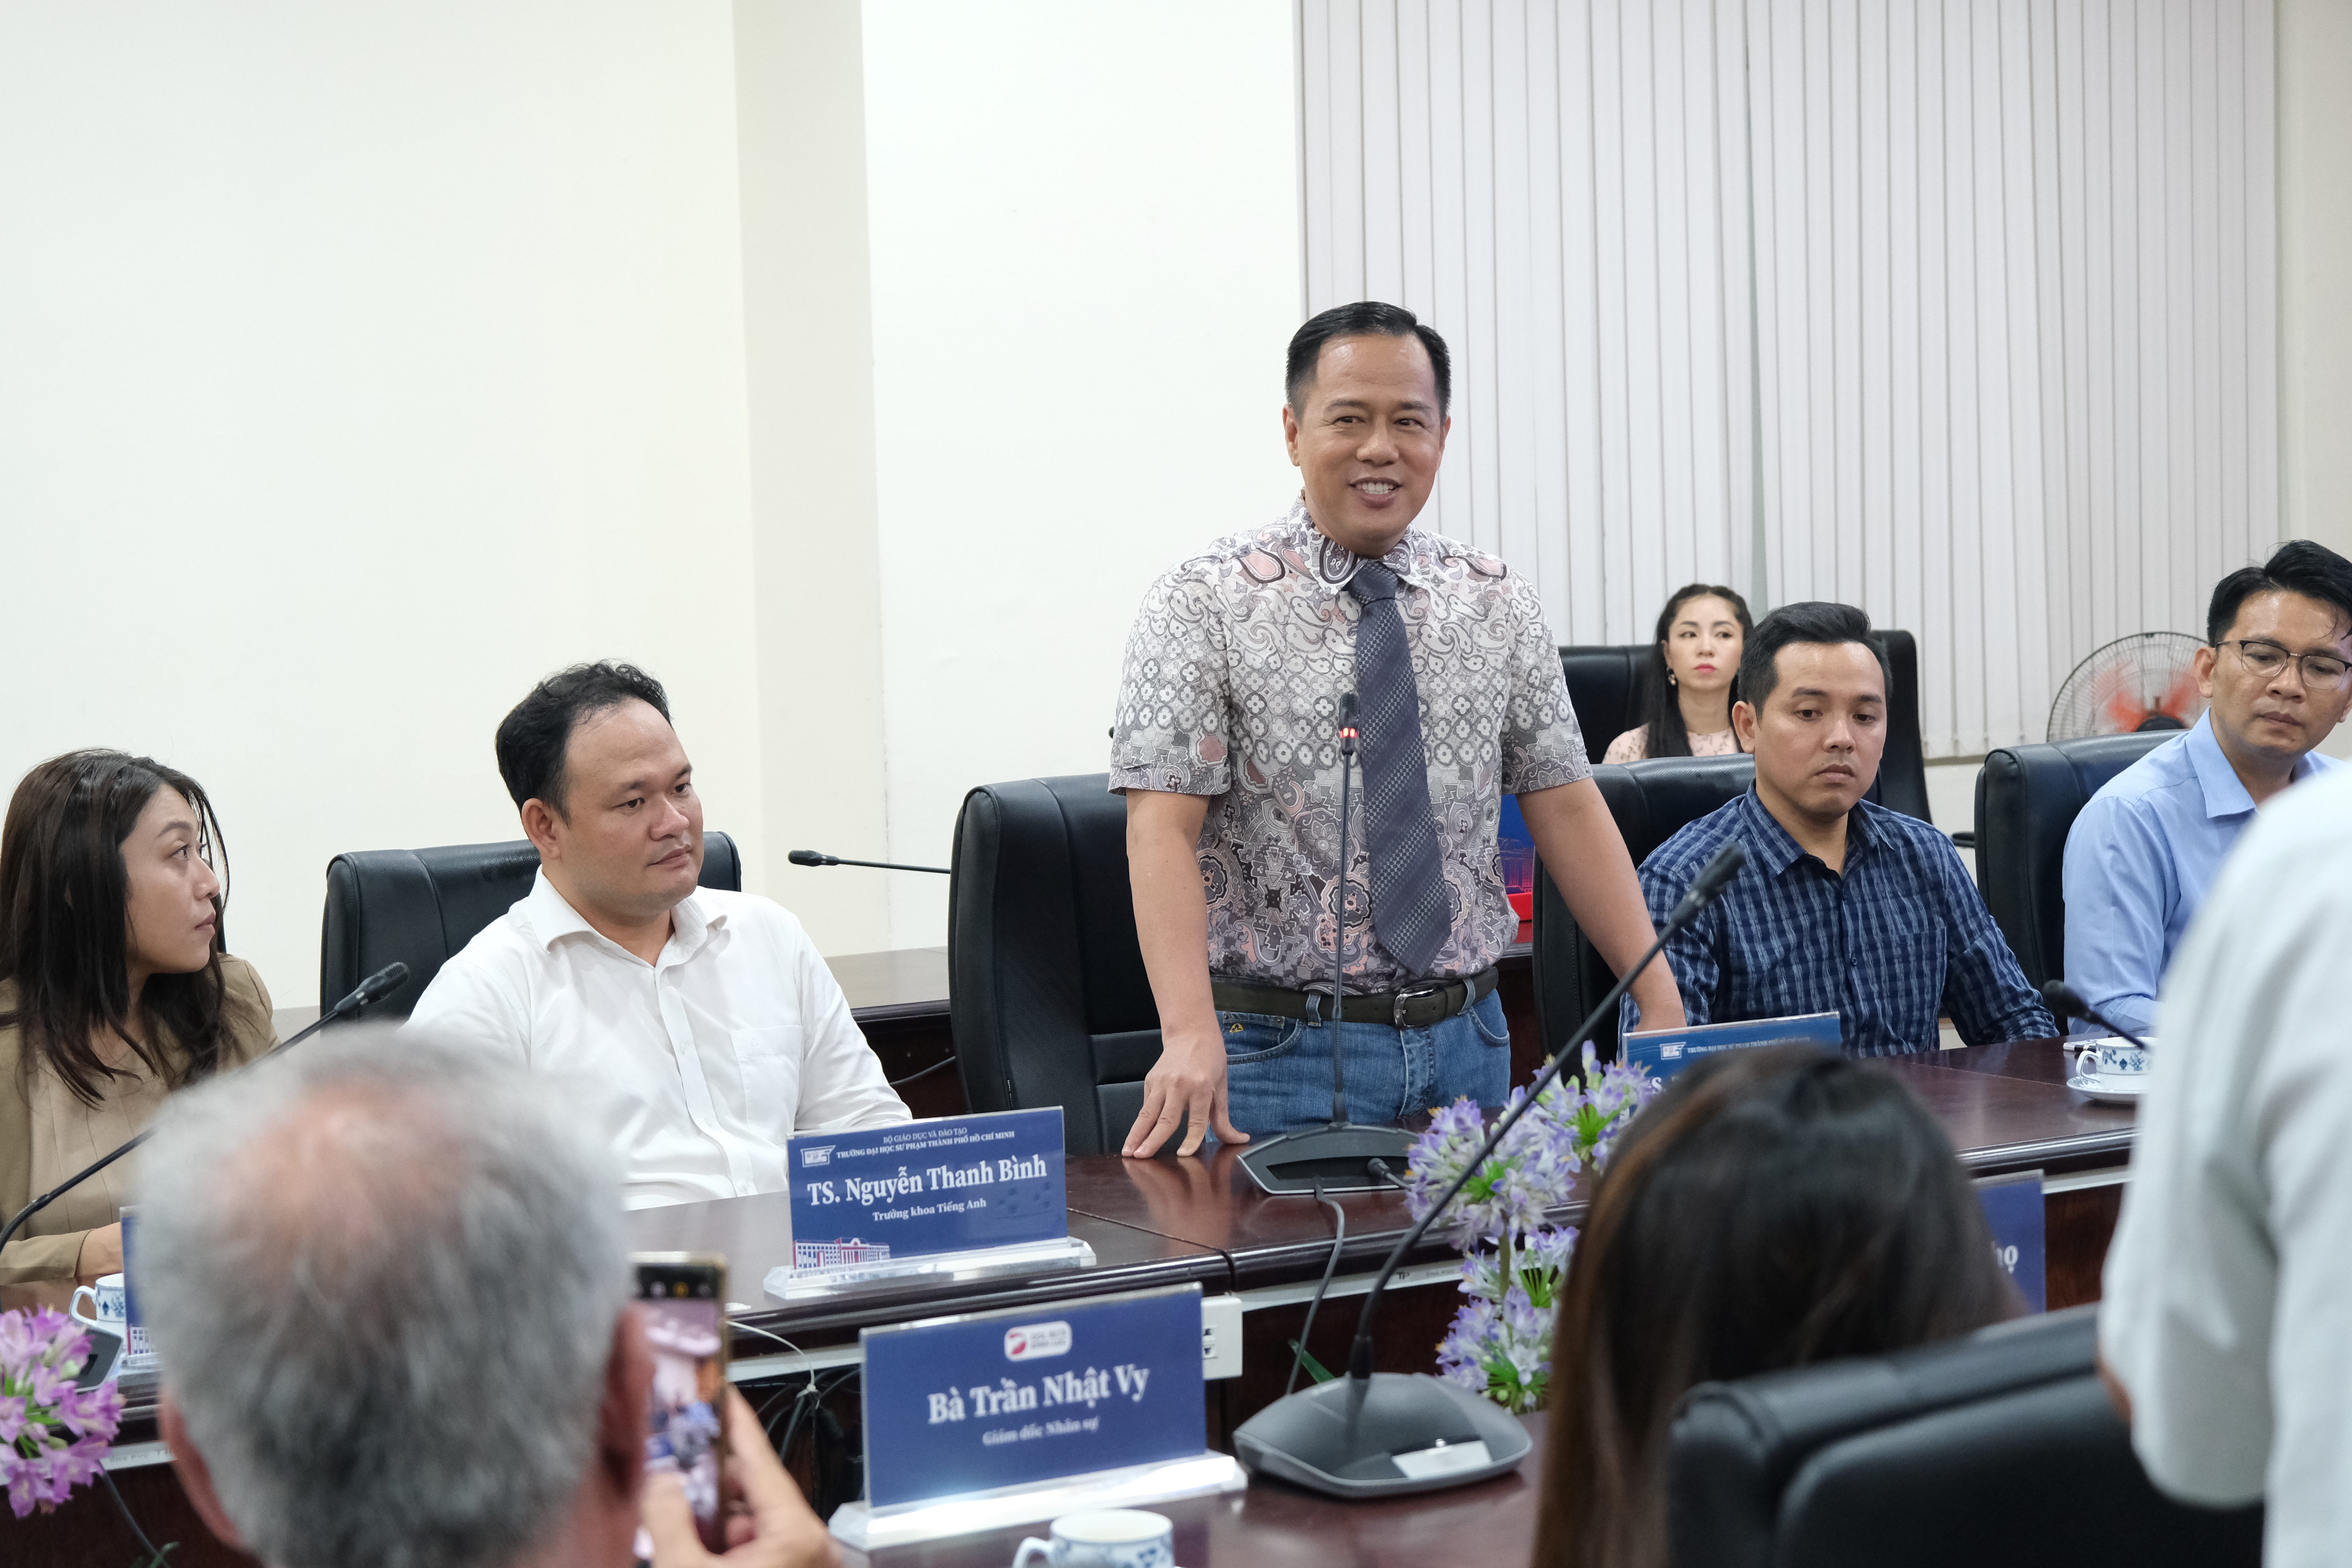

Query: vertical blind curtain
(1302, 0), (2277, 758)
(1300, 0), (1756, 649)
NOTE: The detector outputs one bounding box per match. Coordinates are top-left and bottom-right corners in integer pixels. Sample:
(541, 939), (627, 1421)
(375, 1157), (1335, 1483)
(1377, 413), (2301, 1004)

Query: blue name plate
(785, 1108), (1067, 1269)
(1620, 1012), (1842, 1083)
(1975, 1171), (2047, 1313)
(862, 1285), (1206, 1509)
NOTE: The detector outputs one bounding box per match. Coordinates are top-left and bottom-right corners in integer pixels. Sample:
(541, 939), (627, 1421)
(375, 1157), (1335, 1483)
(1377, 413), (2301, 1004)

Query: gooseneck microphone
(787, 850), (949, 875)
(1237, 693), (1422, 1196)
(1329, 692), (1358, 1124)
(0, 961), (411, 1259)
(1233, 839), (1747, 1498)
(2041, 979), (2154, 1052)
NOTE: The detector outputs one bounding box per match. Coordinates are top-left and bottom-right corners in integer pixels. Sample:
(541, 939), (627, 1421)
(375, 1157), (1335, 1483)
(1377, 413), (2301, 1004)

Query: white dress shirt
(2100, 766), (2352, 1563)
(407, 870), (910, 1208)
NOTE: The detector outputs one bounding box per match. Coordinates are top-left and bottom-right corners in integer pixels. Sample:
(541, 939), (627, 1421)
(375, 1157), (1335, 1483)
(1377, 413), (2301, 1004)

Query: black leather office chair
(1559, 629), (1930, 822)
(319, 831), (743, 1022)
(1531, 756), (1756, 1062)
(948, 775), (1159, 1156)
(1668, 1305), (2262, 1567)
(1870, 629), (1931, 824)
(1974, 733), (2173, 990)
(1557, 644), (1648, 762)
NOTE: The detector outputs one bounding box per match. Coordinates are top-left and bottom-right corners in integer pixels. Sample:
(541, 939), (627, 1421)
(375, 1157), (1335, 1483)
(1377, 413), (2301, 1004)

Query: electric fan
(2046, 632), (2207, 742)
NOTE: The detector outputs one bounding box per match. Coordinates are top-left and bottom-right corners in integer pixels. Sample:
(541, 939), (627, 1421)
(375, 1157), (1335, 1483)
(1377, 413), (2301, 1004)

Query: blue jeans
(1217, 991), (1514, 1138)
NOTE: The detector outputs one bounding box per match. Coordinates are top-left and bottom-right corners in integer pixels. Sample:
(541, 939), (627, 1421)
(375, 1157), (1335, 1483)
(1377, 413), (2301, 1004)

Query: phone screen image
(635, 1256), (729, 1552)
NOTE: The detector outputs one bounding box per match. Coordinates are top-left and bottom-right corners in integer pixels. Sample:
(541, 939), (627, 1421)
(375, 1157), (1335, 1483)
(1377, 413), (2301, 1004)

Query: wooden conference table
(838, 1414), (1556, 1568)
(7, 1030), (2132, 1568)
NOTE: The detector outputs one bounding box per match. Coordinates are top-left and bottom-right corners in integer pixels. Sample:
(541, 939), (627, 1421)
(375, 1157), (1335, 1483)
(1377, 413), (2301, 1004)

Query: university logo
(1003, 1321), (1072, 1361)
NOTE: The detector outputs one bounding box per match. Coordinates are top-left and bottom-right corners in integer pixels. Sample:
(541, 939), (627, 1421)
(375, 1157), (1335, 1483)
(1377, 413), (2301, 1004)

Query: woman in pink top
(1603, 584), (1753, 763)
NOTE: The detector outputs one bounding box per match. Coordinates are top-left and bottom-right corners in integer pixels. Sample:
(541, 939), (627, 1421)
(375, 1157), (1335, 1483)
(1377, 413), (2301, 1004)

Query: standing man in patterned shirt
(1629, 602), (2055, 1055)
(1109, 301), (1686, 1159)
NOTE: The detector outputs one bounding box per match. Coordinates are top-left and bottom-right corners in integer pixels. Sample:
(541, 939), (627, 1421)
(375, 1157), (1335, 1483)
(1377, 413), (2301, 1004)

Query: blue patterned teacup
(1011, 1510), (1174, 1568)
(2079, 1041), (2150, 1080)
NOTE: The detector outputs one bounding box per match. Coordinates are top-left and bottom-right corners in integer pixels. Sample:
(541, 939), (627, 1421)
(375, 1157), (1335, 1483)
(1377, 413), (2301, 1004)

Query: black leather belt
(1210, 966), (1500, 1031)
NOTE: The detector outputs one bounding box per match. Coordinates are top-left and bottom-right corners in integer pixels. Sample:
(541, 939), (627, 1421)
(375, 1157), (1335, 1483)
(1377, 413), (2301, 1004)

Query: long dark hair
(1532, 1046), (2015, 1568)
(0, 751), (238, 1106)
(1633, 583), (1753, 757)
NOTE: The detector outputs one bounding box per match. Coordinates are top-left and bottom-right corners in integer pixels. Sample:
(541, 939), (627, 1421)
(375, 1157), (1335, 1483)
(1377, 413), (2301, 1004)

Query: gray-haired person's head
(135, 1027), (629, 1568)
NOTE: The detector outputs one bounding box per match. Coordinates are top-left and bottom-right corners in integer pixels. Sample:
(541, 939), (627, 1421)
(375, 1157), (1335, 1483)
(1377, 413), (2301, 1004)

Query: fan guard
(2047, 632), (2207, 743)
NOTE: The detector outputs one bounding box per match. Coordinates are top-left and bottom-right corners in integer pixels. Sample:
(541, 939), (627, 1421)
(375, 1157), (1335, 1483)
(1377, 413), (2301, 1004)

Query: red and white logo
(1003, 1321), (1072, 1361)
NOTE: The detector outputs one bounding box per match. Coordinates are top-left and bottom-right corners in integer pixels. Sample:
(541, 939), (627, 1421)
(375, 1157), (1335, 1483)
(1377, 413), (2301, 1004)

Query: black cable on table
(886, 1055), (956, 1090)
(99, 1466), (171, 1566)
(1284, 1180), (1349, 1399)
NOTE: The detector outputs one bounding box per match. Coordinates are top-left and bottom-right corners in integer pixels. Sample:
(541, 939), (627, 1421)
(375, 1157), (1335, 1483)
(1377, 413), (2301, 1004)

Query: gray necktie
(1344, 561), (1449, 977)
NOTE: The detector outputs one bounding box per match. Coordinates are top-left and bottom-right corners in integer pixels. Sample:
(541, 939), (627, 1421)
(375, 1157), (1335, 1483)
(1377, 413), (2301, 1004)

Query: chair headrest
(1671, 1305), (2097, 1499)
(1593, 755), (1758, 867)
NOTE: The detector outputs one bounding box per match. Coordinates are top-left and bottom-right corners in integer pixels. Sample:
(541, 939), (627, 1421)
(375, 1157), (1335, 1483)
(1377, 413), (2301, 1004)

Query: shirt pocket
(1868, 908), (1950, 1040)
(729, 1024), (803, 1119)
(1722, 919), (1802, 1018)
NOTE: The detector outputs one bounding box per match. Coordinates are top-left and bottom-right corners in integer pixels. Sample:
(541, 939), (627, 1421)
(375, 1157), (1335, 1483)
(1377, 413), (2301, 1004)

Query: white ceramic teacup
(2078, 1040), (2151, 1080)
(1010, 1509), (1175, 1568)
(70, 1272), (128, 1332)
(68, 1272), (130, 1384)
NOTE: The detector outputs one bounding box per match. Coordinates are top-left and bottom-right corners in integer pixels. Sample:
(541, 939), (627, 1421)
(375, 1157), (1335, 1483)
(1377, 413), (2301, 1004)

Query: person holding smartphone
(643, 1390), (839, 1567)
(132, 1026), (837, 1568)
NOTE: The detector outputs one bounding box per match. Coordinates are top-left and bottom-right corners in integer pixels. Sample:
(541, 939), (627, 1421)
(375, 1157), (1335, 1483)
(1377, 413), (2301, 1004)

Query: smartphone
(632, 1253), (730, 1552)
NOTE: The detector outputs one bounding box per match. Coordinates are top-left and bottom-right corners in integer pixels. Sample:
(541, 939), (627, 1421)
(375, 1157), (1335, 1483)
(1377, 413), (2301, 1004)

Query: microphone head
(786, 850), (830, 867)
(361, 961), (410, 1001)
(1340, 692), (1358, 724)
(1689, 840), (1747, 902)
(2041, 978), (2089, 1022)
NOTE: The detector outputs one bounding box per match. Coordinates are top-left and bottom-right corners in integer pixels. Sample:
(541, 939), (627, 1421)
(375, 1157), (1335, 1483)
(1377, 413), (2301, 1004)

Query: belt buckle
(1392, 981), (1447, 1030)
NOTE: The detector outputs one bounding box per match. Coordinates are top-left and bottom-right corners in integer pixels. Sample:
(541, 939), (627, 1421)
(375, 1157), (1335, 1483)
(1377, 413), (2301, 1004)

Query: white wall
(0, 2), (764, 1005)
(732, 0), (895, 954)
(2278, 0), (2352, 762)
(858, 2), (1304, 948)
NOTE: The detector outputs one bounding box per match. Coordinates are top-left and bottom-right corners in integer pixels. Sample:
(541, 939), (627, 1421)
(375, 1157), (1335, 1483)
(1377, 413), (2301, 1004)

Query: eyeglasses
(2216, 638), (2352, 691)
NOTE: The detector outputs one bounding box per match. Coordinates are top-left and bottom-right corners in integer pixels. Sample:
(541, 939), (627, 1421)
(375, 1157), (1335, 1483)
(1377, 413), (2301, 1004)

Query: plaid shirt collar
(1733, 786), (1882, 878)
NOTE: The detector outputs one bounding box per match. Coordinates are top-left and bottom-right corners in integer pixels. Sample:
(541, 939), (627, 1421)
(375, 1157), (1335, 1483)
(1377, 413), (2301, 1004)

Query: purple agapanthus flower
(1407, 1048), (1662, 1412)
(0, 1307), (121, 1519)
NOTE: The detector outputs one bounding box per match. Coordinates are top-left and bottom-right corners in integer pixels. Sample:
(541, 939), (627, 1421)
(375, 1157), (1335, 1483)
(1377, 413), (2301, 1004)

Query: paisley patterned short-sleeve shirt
(1109, 501), (1589, 991)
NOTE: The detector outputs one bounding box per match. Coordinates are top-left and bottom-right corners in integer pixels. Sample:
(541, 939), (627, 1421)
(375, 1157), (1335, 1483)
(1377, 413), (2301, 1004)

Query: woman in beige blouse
(0, 750), (276, 1285)
(1603, 583), (1754, 764)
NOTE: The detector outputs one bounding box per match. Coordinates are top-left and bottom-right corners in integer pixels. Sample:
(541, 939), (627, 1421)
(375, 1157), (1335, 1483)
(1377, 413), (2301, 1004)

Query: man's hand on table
(643, 1389), (838, 1568)
(1123, 1025), (1248, 1159)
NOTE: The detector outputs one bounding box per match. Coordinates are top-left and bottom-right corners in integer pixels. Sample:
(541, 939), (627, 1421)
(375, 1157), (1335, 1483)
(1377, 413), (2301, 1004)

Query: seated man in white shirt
(408, 660), (909, 1206)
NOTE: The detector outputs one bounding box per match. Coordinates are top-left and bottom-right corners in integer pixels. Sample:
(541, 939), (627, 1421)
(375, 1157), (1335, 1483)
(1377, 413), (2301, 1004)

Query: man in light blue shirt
(2064, 541), (2352, 1035)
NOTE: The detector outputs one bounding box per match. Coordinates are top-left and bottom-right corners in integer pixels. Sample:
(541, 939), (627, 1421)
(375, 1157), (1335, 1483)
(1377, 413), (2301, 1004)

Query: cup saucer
(2069, 1070), (2147, 1106)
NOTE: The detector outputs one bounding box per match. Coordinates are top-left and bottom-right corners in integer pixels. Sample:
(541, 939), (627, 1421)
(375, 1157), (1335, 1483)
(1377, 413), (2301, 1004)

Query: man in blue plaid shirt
(1625, 602), (2055, 1056)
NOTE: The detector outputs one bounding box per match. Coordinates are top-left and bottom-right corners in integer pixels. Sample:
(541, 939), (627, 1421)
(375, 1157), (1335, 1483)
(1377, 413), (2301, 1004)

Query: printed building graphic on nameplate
(795, 1237), (892, 1270)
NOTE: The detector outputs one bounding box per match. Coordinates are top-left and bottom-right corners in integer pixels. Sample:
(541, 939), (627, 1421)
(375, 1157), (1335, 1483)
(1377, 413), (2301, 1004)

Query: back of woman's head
(1533, 1046), (2014, 1568)
(0, 749), (233, 1103)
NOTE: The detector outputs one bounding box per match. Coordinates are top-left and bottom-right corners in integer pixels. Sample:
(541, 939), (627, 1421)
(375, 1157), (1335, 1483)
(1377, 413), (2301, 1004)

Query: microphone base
(1233, 1372), (1533, 1498)
(1236, 1122), (1419, 1195)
